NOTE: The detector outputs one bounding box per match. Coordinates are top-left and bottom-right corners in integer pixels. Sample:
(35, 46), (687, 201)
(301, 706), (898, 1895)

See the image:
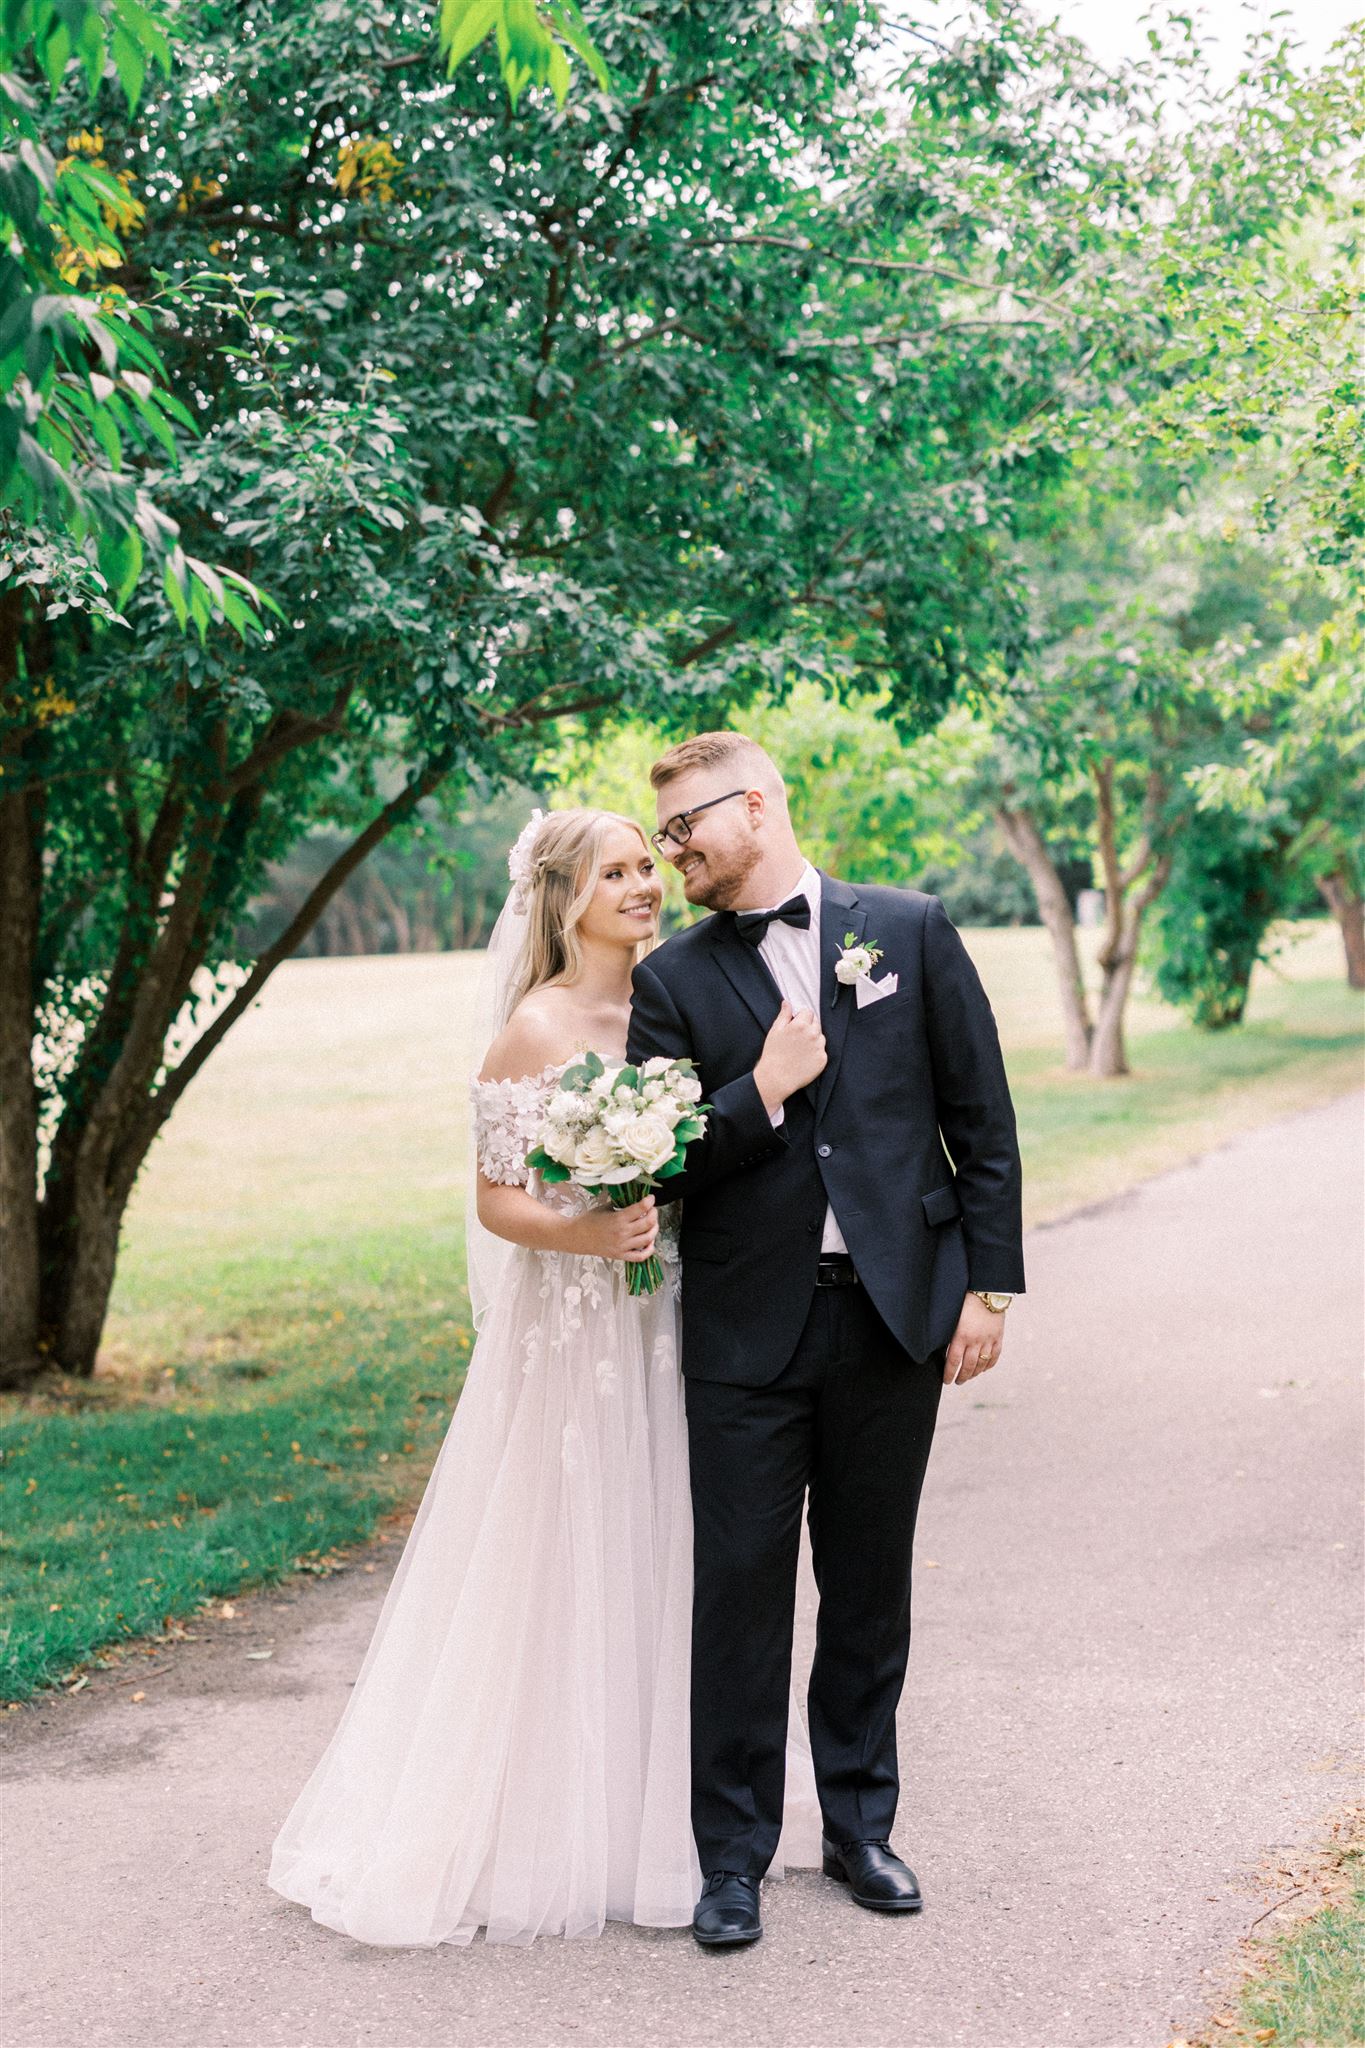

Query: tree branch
(220, 679), (358, 797)
(700, 235), (1072, 315)
(124, 753), (456, 1161)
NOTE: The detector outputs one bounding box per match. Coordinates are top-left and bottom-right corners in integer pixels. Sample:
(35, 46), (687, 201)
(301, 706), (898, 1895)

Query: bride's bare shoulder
(478, 989), (582, 1085)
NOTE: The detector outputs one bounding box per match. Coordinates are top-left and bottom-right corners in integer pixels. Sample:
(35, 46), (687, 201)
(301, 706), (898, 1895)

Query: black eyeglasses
(650, 789), (748, 853)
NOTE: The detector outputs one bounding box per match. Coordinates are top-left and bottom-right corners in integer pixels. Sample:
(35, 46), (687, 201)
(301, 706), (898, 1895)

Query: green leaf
(162, 555), (188, 629)
(111, 21), (146, 111)
(544, 0), (610, 91)
(438, 0), (500, 75)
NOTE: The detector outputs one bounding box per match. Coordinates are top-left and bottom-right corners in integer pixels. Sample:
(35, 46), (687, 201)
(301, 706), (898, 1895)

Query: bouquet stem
(610, 1179), (665, 1297)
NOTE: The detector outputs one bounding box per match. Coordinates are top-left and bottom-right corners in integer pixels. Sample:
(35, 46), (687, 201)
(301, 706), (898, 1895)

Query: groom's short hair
(649, 731), (785, 800)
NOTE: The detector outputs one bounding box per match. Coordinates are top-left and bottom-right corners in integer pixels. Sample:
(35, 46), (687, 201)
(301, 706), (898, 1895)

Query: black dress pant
(684, 1281), (944, 1879)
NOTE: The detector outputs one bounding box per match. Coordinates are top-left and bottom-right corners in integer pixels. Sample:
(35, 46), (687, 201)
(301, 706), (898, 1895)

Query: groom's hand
(754, 1000), (827, 1112)
(944, 1294), (1006, 1385)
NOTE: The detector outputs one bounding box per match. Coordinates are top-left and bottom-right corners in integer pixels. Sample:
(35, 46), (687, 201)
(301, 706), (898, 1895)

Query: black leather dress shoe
(692, 1871), (763, 1948)
(821, 1836), (923, 1913)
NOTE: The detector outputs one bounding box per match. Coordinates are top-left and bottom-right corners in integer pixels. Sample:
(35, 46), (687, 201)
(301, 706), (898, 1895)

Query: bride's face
(577, 825), (662, 951)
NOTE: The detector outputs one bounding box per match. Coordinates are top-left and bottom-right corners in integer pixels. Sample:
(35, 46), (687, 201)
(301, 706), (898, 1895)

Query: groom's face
(654, 773), (761, 911)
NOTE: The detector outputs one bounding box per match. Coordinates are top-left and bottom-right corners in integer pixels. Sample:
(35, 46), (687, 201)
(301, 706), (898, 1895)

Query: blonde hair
(649, 730), (786, 804)
(508, 808), (651, 1013)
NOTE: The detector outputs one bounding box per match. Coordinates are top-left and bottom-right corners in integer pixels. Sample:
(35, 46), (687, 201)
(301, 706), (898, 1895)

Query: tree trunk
(1089, 946), (1139, 1077)
(1318, 869), (1365, 990)
(36, 1179), (128, 1379)
(10, 744), (453, 1384)
(0, 779), (43, 1387)
(1086, 760), (1173, 1079)
(369, 870), (411, 952)
(995, 803), (1093, 1070)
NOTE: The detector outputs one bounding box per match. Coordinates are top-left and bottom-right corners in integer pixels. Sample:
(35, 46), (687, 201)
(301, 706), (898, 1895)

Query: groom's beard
(676, 840), (761, 911)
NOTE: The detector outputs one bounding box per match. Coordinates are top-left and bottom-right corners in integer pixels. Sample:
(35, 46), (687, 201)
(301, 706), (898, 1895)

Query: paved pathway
(4, 1094), (1362, 2048)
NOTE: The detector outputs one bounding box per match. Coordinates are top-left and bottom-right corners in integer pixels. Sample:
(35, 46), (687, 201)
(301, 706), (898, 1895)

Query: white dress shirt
(754, 861), (848, 1256)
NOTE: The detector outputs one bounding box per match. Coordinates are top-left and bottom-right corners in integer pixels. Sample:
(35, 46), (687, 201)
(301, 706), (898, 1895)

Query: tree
(1147, 807), (1295, 1029)
(1188, 618), (1365, 990)
(3, 0), (1161, 1386)
(987, 475), (1331, 1075)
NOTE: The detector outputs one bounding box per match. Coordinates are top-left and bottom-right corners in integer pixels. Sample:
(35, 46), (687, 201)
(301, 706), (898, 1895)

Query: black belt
(814, 1254), (861, 1290)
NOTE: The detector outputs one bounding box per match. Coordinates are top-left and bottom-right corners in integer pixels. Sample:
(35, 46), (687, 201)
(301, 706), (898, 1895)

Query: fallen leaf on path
(130, 1692), (146, 1703)
(65, 1677), (89, 1695)
(245, 1651), (273, 1661)
(219, 1602), (236, 1619)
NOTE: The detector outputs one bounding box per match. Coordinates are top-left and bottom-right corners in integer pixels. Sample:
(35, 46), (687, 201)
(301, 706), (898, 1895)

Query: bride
(268, 807), (819, 1947)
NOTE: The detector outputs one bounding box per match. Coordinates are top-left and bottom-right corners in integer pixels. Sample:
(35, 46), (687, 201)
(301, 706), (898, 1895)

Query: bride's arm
(475, 1006), (658, 1265)
(476, 1175), (655, 1262)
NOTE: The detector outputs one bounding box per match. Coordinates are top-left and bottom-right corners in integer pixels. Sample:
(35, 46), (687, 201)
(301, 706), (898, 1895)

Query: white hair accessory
(507, 808), (547, 912)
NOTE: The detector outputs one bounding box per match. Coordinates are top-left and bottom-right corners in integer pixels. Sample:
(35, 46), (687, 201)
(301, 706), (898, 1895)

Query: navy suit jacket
(626, 873), (1025, 1385)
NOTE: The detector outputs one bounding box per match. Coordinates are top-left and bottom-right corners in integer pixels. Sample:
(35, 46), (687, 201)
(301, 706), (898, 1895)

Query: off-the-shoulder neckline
(470, 1056), (578, 1092)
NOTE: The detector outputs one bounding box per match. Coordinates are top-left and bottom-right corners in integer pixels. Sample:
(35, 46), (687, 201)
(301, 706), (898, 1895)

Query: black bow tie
(734, 895), (812, 946)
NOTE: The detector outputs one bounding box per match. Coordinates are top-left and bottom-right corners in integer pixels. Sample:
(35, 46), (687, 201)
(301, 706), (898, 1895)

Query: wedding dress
(268, 1058), (821, 1947)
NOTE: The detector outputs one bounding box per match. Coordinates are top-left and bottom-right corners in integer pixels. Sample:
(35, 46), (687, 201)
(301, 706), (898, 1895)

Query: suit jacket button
(816, 1143), (832, 1158)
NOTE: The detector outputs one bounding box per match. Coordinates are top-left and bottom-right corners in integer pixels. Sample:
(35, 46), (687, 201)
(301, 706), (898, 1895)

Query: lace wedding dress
(269, 1060), (821, 1947)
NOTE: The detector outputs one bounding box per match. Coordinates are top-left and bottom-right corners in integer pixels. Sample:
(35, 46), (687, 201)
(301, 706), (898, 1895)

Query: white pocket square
(855, 970), (899, 1008)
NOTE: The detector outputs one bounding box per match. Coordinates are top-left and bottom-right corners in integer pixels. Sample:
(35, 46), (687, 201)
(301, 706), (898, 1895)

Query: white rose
(602, 1105), (639, 1138)
(541, 1122), (579, 1167)
(546, 1090), (578, 1126)
(641, 1077), (665, 1104)
(619, 1111), (677, 1175)
(572, 1124), (620, 1182)
(641, 1056), (672, 1078)
(834, 946), (874, 984)
(590, 1071), (615, 1100)
(672, 1073), (702, 1103)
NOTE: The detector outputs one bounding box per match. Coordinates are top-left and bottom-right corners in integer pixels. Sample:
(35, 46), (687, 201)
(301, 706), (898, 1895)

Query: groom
(626, 732), (1024, 1949)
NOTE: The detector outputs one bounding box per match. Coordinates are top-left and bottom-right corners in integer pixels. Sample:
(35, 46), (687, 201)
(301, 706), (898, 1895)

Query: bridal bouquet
(526, 1053), (709, 1296)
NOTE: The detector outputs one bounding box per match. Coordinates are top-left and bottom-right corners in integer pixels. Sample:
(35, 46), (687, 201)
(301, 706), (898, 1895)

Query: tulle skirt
(268, 1244), (821, 1947)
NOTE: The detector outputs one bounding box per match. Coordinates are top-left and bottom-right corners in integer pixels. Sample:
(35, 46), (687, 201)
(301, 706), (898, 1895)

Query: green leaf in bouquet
(655, 1153), (687, 1178)
(526, 1146), (572, 1183)
(559, 1061), (596, 1091)
(614, 1064), (640, 1092)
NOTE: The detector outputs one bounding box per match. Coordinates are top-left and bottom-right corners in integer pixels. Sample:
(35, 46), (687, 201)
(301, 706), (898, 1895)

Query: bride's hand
(561, 1196), (659, 1264)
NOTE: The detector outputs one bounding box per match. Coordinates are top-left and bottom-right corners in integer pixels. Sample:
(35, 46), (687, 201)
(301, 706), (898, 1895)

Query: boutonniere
(834, 932), (883, 989)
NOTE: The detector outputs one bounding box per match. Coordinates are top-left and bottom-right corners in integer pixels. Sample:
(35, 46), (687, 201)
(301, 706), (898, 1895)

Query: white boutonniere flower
(834, 930), (884, 987)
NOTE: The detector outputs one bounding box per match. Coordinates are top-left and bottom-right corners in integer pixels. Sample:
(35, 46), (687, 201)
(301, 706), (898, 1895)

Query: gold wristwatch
(971, 1291), (1013, 1314)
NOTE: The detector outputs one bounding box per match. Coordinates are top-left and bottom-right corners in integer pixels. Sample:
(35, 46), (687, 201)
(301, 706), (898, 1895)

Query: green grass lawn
(1234, 1881), (1365, 2046)
(2, 922), (1360, 1699)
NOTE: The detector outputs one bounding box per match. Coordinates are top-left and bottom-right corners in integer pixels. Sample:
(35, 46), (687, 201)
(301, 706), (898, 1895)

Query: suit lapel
(708, 914), (785, 1035)
(816, 872), (862, 1121)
